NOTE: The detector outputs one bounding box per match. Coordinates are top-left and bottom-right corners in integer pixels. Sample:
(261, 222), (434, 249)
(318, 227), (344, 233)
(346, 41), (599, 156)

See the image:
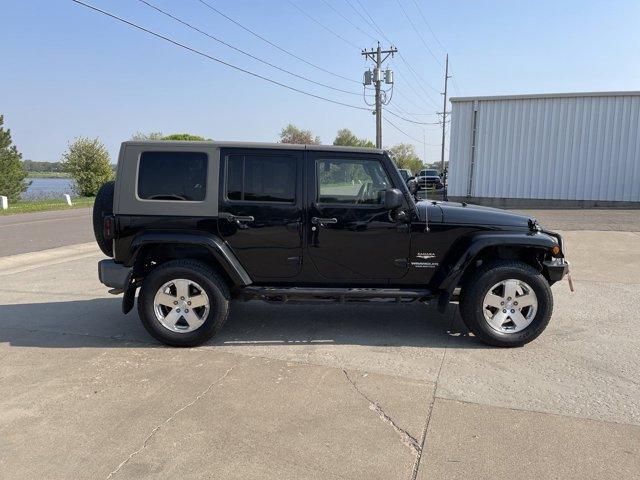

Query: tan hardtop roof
(122, 140), (384, 155)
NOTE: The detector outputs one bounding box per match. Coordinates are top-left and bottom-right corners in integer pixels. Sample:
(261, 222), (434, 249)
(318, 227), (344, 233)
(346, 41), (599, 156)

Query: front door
(218, 148), (303, 280)
(306, 152), (410, 281)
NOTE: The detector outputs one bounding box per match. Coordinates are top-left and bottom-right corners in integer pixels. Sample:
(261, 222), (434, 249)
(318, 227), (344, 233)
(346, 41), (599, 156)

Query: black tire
(137, 259), (230, 347)
(459, 260), (553, 347)
(92, 181), (115, 257)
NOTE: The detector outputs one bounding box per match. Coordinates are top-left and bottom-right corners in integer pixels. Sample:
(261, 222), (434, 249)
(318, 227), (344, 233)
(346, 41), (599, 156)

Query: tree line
(279, 123), (428, 174)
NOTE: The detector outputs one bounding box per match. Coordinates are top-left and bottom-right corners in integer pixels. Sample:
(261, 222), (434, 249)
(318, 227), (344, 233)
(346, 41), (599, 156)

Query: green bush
(333, 128), (374, 148)
(61, 137), (113, 197)
(0, 115), (28, 202)
(161, 133), (208, 141)
(386, 143), (424, 174)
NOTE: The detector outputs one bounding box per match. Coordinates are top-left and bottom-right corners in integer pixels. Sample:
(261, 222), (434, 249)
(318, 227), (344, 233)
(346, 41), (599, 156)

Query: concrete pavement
(0, 216), (639, 478)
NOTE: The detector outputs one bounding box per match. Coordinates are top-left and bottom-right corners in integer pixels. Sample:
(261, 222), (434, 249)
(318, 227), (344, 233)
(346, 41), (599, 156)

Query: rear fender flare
(433, 231), (558, 294)
(130, 231), (252, 287)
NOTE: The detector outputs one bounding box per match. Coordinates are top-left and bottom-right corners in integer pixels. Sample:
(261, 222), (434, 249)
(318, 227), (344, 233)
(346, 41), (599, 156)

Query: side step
(238, 286), (434, 304)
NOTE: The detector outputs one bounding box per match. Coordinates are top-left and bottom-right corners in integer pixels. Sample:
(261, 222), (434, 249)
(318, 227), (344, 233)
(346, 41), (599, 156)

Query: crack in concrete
(342, 369), (421, 453)
(106, 359), (246, 479)
(410, 309), (456, 480)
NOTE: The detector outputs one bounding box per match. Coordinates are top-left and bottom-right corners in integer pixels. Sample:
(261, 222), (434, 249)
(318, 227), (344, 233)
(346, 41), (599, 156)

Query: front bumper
(543, 258), (570, 283)
(418, 179), (444, 190)
(98, 259), (132, 291)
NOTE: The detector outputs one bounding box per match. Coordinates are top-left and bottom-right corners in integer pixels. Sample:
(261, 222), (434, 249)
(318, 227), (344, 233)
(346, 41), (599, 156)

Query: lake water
(22, 177), (76, 200)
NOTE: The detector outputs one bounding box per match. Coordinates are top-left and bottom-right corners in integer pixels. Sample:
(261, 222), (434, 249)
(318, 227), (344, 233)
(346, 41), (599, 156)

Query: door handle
(219, 213), (255, 223)
(311, 217), (338, 226)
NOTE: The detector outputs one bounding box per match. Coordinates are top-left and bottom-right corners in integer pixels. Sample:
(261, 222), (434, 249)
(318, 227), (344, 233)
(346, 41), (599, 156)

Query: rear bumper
(98, 259), (132, 291)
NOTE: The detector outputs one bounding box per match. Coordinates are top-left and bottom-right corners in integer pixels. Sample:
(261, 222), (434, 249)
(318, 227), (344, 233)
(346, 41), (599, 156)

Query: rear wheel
(137, 259), (230, 347)
(459, 260), (553, 347)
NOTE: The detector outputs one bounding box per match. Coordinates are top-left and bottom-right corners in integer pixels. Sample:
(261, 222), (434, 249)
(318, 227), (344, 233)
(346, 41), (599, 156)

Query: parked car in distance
(94, 140), (570, 348)
(415, 168), (444, 190)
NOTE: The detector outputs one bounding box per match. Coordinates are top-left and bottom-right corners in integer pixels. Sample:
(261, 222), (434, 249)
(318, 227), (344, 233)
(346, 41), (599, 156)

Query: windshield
(421, 170), (439, 176)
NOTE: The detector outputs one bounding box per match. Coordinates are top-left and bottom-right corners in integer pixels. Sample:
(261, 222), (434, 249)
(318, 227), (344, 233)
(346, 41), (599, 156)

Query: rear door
(218, 148), (304, 280)
(305, 151), (410, 280)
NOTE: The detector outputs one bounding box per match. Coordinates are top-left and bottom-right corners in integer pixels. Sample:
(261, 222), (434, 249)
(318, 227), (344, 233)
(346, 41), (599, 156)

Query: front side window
(317, 158), (390, 205)
(138, 151), (207, 201)
(226, 154), (296, 203)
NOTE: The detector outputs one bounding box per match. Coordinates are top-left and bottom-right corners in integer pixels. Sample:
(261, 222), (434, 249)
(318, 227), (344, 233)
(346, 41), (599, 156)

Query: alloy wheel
(153, 278), (210, 333)
(482, 279), (538, 333)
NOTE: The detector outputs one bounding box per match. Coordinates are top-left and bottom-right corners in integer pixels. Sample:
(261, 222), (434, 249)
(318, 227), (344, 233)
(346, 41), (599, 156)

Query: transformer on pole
(361, 43), (397, 148)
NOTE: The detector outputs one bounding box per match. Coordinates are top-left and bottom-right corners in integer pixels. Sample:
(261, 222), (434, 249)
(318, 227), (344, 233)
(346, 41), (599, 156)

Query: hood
(416, 200), (531, 228)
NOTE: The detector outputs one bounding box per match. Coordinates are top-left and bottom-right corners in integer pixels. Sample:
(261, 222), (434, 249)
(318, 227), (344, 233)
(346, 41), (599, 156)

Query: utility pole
(439, 54), (451, 174)
(362, 43), (397, 148)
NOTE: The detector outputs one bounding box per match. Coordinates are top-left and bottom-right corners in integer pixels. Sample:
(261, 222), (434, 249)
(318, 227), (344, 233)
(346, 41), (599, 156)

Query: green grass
(26, 172), (71, 178)
(0, 197), (94, 215)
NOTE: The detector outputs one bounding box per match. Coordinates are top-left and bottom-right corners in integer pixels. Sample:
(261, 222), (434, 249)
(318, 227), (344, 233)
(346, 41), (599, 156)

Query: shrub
(0, 115), (28, 202)
(61, 137), (113, 196)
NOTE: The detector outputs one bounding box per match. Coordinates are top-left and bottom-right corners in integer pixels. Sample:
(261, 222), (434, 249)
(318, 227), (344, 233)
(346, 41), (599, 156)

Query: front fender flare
(433, 231), (558, 294)
(130, 231), (252, 287)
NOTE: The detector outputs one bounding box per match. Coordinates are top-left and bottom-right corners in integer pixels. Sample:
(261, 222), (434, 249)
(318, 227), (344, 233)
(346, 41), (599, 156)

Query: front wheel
(459, 260), (553, 347)
(137, 259), (230, 347)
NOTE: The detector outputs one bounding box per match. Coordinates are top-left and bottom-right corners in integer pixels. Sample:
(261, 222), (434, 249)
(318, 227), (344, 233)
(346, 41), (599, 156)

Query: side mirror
(407, 179), (418, 195)
(384, 188), (403, 210)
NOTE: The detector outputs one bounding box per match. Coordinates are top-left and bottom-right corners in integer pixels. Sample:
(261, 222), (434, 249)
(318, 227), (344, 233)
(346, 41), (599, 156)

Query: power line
(408, 0), (463, 95)
(287, 0), (361, 49)
(348, 0), (442, 99)
(394, 89), (438, 114)
(195, 0), (360, 84)
(450, 71), (462, 95)
(319, 0), (377, 43)
(384, 117), (440, 146)
(410, 0), (447, 52)
(395, 0), (443, 68)
(394, 58), (440, 102)
(353, 0), (388, 40)
(388, 102), (427, 124)
(385, 108), (440, 125)
(71, 0), (371, 112)
(384, 117), (423, 144)
(343, 0), (382, 40)
(345, 0), (440, 104)
(137, 0), (361, 97)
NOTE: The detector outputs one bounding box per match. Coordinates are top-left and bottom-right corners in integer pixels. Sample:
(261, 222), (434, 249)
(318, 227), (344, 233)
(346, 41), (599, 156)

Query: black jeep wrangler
(94, 141), (570, 348)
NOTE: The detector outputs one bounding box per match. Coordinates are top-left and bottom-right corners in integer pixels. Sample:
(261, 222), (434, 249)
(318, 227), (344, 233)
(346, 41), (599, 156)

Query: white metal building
(448, 91), (640, 206)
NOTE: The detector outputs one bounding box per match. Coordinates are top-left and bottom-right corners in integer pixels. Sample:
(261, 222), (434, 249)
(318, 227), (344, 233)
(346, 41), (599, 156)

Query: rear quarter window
(137, 151), (208, 201)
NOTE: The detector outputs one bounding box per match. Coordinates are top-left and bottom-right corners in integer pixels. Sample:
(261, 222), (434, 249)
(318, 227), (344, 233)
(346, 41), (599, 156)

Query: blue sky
(2, 0), (639, 163)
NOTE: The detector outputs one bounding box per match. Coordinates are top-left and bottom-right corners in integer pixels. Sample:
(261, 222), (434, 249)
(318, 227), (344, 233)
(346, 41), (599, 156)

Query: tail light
(103, 215), (115, 240)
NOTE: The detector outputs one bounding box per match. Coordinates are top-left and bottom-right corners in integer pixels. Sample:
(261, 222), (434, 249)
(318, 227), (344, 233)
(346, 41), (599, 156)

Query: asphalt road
(0, 208), (93, 257)
(0, 210), (639, 478)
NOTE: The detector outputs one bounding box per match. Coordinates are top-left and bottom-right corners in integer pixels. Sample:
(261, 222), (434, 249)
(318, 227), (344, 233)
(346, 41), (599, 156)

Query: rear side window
(138, 151), (208, 201)
(226, 154), (296, 203)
